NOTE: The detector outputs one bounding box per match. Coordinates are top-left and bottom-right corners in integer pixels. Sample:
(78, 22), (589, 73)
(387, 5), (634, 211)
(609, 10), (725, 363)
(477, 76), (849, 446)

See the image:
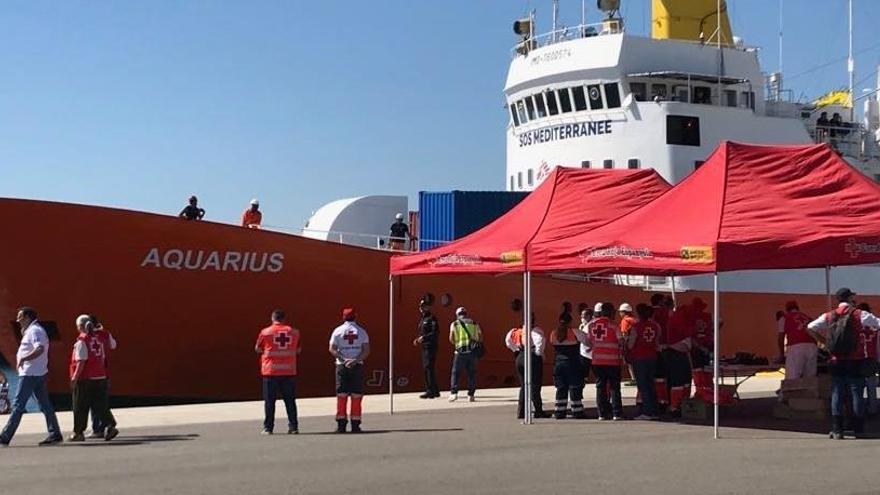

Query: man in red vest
(777, 301), (817, 381)
(255, 309), (301, 435)
(69, 314), (118, 442)
(807, 288), (880, 439)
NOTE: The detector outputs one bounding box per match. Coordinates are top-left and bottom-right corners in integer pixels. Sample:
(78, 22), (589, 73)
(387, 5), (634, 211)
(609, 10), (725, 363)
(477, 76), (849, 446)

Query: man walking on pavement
(0, 307), (63, 447)
(255, 309), (301, 435)
(414, 300), (440, 398)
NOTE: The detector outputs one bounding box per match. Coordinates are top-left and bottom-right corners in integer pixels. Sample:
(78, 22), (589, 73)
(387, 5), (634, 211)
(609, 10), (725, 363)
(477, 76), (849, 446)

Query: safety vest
(258, 323), (299, 376)
(783, 311), (816, 346)
(452, 319), (480, 350)
(69, 333), (108, 380)
(589, 317), (621, 367)
(629, 320), (661, 360)
(652, 305), (669, 345)
(862, 329), (879, 360)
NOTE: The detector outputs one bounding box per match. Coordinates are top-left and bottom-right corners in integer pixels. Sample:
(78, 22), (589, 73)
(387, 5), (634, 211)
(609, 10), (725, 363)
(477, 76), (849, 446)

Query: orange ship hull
(0, 198), (870, 404)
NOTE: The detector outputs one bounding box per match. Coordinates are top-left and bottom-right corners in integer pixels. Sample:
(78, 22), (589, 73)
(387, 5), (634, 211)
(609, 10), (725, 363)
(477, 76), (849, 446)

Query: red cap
(342, 307), (356, 320)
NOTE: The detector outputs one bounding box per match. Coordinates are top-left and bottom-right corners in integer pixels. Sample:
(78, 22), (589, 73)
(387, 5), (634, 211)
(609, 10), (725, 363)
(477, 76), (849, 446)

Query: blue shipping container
(418, 191), (528, 250)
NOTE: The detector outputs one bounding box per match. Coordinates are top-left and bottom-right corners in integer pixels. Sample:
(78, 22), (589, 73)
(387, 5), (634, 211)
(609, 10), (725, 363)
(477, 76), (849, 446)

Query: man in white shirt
(504, 314), (548, 419)
(0, 307), (63, 447)
(329, 308), (370, 433)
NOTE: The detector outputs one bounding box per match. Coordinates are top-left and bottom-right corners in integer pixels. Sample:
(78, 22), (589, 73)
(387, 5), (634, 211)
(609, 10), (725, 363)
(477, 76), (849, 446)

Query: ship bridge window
(741, 91), (756, 110)
(629, 82), (647, 102)
(517, 172), (523, 189)
(693, 86), (711, 104)
(572, 86), (588, 111)
(724, 90), (737, 107)
(509, 104), (520, 127)
(525, 97), (536, 120)
(603, 159), (614, 169)
(516, 100), (528, 124)
(587, 84), (604, 110)
(604, 83), (621, 108)
(581, 160), (591, 169)
(544, 90), (559, 116)
(527, 168), (534, 186)
(557, 88), (573, 113)
(627, 159), (640, 169)
(667, 115), (701, 147)
(534, 94), (547, 118)
(672, 85), (689, 102)
(510, 175), (515, 190)
(651, 84), (667, 100)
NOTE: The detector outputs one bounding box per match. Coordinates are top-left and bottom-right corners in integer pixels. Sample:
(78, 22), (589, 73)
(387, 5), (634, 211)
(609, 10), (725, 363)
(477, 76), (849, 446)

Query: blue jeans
(0, 374), (62, 443)
(262, 376), (297, 432)
(451, 352), (477, 395)
(867, 374), (879, 414)
(633, 358), (659, 417)
(830, 362), (865, 418)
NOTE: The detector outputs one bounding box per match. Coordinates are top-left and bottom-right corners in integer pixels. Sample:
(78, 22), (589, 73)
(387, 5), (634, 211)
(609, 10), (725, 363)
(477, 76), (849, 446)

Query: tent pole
(670, 274), (677, 307)
(389, 275), (395, 415)
(825, 266), (832, 310)
(523, 271), (533, 425)
(713, 272), (720, 439)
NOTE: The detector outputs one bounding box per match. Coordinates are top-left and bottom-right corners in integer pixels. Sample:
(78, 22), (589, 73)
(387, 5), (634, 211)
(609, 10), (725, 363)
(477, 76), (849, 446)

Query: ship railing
(808, 123), (876, 159)
(297, 227), (450, 253)
(512, 21), (620, 58)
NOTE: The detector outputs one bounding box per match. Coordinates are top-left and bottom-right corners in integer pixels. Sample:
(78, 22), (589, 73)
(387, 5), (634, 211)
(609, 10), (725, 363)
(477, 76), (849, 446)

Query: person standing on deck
(242, 199), (262, 229)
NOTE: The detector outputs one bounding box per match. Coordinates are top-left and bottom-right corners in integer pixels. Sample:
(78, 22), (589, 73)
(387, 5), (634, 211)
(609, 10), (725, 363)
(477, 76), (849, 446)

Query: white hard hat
(455, 306), (467, 316)
(250, 198), (259, 206)
(395, 213), (404, 220)
(618, 303), (633, 313)
(593, 303), (604, 313)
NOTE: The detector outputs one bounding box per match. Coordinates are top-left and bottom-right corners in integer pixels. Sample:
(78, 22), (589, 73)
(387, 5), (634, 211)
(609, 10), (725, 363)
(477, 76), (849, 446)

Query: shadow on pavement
(304, 428), (464, 436)
(63, 433), (200, 447)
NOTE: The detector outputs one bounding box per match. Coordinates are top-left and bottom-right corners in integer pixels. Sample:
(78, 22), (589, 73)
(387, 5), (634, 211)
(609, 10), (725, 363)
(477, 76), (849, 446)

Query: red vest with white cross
(69, 333), (108, 380)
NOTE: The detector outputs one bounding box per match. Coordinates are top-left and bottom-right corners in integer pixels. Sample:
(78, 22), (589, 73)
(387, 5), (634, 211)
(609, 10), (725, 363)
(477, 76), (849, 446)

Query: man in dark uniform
(413, 300), (440, 398)
(179, 195), (205, 220)
(389, 213), (410, 250)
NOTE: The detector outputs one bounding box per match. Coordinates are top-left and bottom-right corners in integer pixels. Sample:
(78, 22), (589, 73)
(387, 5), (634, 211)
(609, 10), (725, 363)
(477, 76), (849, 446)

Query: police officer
(254, 309), (301, 435)
(504, 314), (548, 419)
(329, 308), (370, 433)
(414, 300), (440, 399)
(550, 313), (585, 419)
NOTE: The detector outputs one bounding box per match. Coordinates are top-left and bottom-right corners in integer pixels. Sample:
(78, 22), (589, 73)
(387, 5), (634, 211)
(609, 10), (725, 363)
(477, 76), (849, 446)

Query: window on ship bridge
(545, 90), (559, 115)
(724, 90), (737, 107)
(510, 176), (515, 191)
(651, 84), (667, 100)
(603, 159), (614, 169)
(516, 100), (528, 124)
(604, 83), (621, 108)
(527, 168), (534, 186)
(525, 97), (536, 120)
(557, 88), (573, 113)
(628, 159), (640, 169)
(572, 86), (588, 111)
(587, 84), (604, 110)
(629, 82), (647, 102)
(581, 160), (591, 169)
(534, 94), (547, 118)
(517, 172), (523, 189)
(509, 104), (520, 127)
(692, 86), (711, 104)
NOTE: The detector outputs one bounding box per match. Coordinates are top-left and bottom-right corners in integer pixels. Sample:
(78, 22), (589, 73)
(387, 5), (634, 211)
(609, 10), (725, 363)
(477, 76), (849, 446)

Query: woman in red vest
(69, 314), (118, 442)
(587, 303), (624, 420)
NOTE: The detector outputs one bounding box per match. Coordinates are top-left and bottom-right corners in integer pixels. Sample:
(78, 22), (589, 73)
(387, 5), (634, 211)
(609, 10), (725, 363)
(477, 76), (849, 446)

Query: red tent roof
(390, 167), (671, 275)
(528, 142), (880, 274)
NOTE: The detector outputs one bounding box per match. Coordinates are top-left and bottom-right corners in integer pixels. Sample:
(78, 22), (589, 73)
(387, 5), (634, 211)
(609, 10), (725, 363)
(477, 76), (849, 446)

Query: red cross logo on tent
(274, 332), (291, 349)
(343, 331), (358, 345)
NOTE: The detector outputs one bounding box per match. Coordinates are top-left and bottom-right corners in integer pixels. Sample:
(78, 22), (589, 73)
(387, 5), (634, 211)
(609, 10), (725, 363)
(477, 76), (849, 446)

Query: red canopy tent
(527, 141), (880, 437)
(388, 168), (672, 421)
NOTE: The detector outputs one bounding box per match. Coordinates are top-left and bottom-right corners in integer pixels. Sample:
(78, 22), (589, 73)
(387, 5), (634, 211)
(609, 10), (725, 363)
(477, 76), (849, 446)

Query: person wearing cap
(777, 301), (817, 381)
(448, 307), (482, 402)
(389, 213), (411, 251)
(505, 314), (548, 419)
(414, 300), (440, 399)
(586, 302), (624, 420)
(68, 314), (119, 442)
(627, 304), (661, 420)
(329, 308), (370, 433)
(242, 199), (262, 229)
(806, 288), (880, 439)
(179, 195), (205, 221)
(618, 303), (637, 386)
(255, 309), (301, 435)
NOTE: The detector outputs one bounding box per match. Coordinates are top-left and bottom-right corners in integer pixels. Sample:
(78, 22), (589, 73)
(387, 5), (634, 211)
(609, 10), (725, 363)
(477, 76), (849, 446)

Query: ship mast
(848, 0), (855, 120)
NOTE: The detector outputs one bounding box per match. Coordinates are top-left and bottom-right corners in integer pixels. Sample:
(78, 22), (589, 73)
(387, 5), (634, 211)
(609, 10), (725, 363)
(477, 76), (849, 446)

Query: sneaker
(104, 427), (119, 441)
(38, 435), (63, 446)
(260, 429), (273, 435)
(419, 393), (432, 399)
(448, 393), (458, 402)
(89, 431), (105, 439)
(468, 395), (476, 403)
(68, 433), (85, 442)
(287, 428), (299, 435)
(612, 416), (624, 421)
(597, 416), (608, 421)
(829, 431), (843, 440)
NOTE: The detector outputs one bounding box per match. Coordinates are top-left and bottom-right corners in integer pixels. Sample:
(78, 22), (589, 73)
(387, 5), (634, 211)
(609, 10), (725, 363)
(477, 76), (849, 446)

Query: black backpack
(827, 307), (857, 355)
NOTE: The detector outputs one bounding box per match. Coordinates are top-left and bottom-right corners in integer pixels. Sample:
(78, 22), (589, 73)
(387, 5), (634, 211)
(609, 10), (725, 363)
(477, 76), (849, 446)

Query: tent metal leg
(713, 272), (720, 439)
(825, 266), (832, 310)
(523, 271), (533, 425)
(389, 275), (395, 415)
(670, 275), (677, 306)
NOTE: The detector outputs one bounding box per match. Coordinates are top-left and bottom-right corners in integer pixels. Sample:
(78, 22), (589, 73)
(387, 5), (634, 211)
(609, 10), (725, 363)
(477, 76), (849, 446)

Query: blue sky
(1, 1), (878, 230)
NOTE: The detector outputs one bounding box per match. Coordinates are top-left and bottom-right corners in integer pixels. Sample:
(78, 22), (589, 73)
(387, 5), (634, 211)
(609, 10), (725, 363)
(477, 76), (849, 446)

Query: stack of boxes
(773, 375), (832, 420)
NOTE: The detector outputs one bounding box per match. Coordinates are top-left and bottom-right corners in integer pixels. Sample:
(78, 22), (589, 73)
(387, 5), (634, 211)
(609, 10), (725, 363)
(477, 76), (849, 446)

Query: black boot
(335, 419), (347, 433)
(829, 416), (843, 440)
(853, 416), (866, 439)
(350, 420), (362, 433)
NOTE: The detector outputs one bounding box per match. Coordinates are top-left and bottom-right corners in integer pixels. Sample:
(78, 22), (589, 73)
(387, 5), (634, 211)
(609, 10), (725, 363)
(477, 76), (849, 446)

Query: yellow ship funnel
(652, 0), (734, 46)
